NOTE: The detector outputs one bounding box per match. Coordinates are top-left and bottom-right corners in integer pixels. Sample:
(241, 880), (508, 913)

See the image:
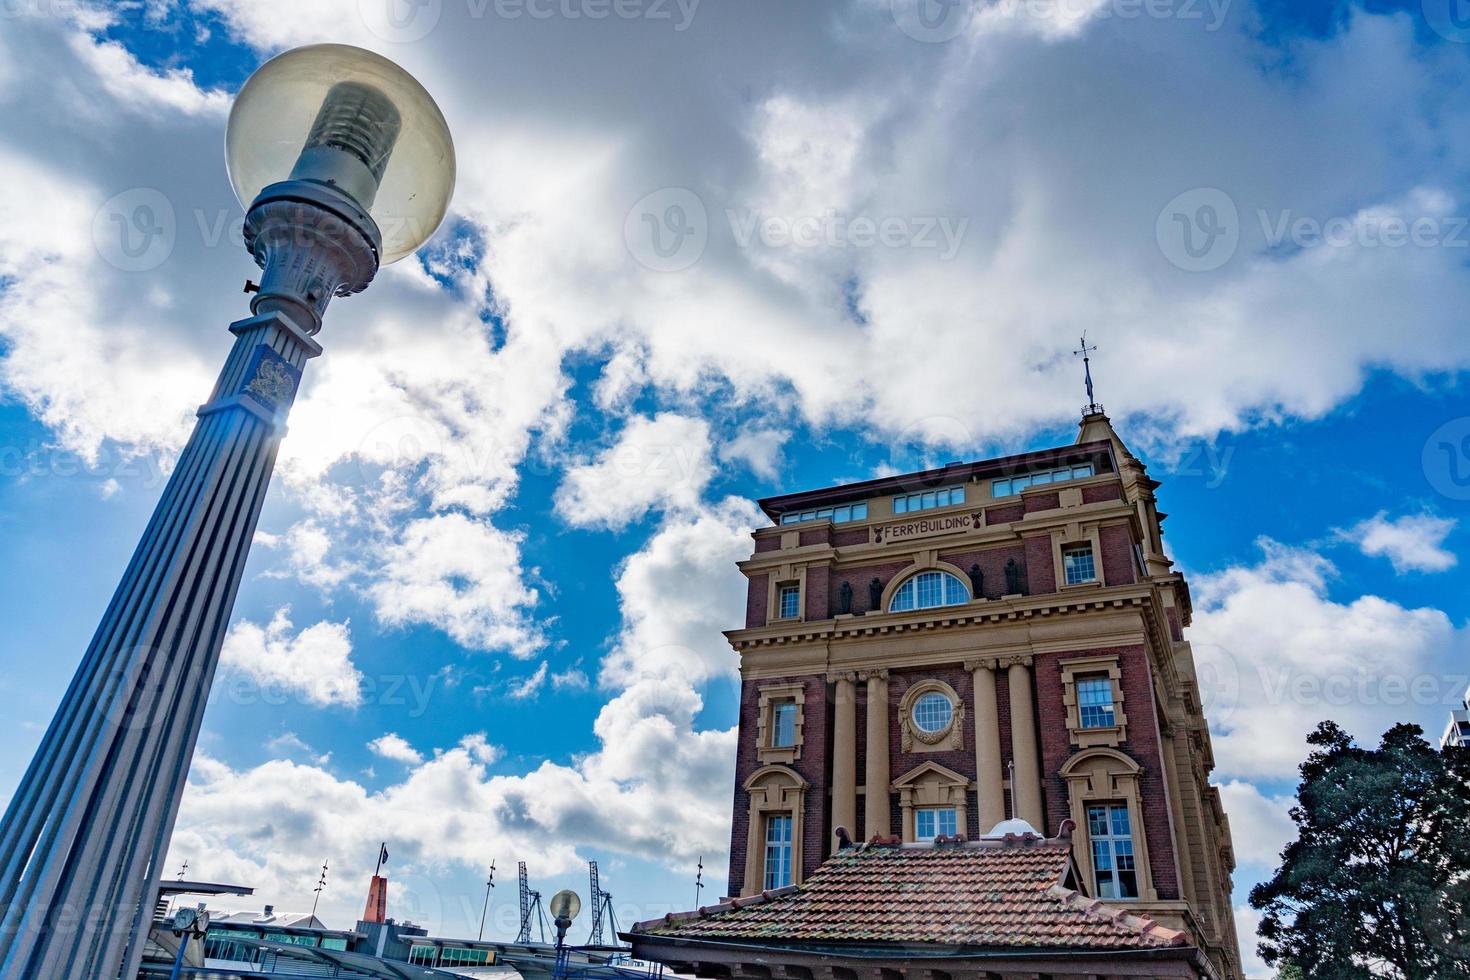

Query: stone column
(1004, 656), (1045, 830)
(862, 669), (890, 838)
(966, 658), (1005, 833)
(830, 673), (858, 849)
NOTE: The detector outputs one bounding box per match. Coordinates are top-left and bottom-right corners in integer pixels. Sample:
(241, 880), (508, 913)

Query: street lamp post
(0, 44), (454, 980)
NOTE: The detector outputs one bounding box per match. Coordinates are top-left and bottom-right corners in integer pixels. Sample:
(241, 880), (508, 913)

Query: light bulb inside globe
(227, 44), (455, 264)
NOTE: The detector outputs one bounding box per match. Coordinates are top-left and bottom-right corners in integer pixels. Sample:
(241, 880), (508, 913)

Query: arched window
(889, 571), (969, 612)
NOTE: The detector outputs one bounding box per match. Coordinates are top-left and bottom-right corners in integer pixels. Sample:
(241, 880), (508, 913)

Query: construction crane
(516, 862), (547, 944)
(586, 861), (621, 947)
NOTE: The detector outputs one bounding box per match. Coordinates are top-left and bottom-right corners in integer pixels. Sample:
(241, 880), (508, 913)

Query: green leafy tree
(1249, 721), (1470, 979)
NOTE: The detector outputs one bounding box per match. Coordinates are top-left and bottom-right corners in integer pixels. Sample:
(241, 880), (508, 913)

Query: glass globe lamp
(226, 43), (456, 266)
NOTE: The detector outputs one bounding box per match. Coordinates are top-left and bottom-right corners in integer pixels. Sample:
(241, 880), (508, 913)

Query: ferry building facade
(720, 412), (1243, 979)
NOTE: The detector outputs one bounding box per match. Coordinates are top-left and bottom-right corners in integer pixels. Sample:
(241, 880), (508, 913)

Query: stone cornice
(725, 583), (1159, 651)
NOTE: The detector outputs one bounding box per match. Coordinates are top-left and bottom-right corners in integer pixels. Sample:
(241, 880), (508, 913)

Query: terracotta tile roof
(634, 835), (1186, 951)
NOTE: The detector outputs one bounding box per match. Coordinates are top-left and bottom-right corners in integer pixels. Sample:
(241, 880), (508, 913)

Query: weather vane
(1073, 332), (1101, 415)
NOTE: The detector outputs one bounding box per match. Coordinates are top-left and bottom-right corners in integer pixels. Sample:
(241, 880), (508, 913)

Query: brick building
(718, 411), (1243, 979)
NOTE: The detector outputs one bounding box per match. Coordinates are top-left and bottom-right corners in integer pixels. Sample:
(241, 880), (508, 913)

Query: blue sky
(0, 1), (1467, 974)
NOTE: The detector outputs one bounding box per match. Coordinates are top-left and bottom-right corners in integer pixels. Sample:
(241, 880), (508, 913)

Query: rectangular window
(771, 701), (797, 747)
(892, 485), (966, 515)
(1063, 544), (1097, 585)
(1076, 676), (1117, 729)
(1088, 804), (1139, 899)
(778, 502), (868, 526)
(764, 815), (794, 889)
(915, 807), (958, 841)
(992, 462), (1095, 498)
(778, 584), (801, 619)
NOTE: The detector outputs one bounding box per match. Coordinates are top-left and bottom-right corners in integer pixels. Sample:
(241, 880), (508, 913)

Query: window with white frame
(911, 691), (954, 735)
(892, 485), (966, 515)
(763, 814), (794, 889)
(1076, 676), (1116, 729)
(889, 571), (969, 612)
(914, 807), (958, 841)
(992, 463), (1095, 498)
(1087, 803), (1139, 899)
(779, 502), (869, 526)
(771, 701), (798, 747)
(778, 584), (801, 619)
(1062, 543), (1097, 585)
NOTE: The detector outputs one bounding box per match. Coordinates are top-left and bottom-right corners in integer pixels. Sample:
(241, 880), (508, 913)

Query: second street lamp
(0, 44), (454, 980)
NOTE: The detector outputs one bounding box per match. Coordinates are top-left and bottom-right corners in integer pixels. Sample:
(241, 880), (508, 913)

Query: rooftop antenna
(478, 861), (496, 942)
(516, 862), (546, 944)
(587, 861), (620, 946)
(176, 860), (188, 881)
(1073, 332), (1101, 415)
(310, 859), (329, 918)
(695, 857), (705, 909)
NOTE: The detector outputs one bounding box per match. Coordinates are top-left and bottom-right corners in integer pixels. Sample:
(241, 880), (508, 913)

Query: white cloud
(505, 662), (549, 700)
(1188, 538), (1466, 780)
(1234, 905), (1272, 979)
(171, 494), (755, 927)
(66, 34), (229, 117)
(219, 609), (363, 709)
(458, 733), (503, 766)
(551, 666), (591, 691)
(1342, 511), (1458, 574)
(367, 733), (424, 766)
(1215, 781), (1295, 871)
(555, 414), (715, 530)
(367, 513), (545, 656)
(599, 497), (764, 689)
(717, 428), (789, 481)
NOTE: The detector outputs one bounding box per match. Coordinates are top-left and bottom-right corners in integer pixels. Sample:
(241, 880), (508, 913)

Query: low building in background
(137, 876), (643, 979)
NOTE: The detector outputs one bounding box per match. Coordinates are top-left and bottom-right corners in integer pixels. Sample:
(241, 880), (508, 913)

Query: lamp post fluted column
(0, 44), (454, 980)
